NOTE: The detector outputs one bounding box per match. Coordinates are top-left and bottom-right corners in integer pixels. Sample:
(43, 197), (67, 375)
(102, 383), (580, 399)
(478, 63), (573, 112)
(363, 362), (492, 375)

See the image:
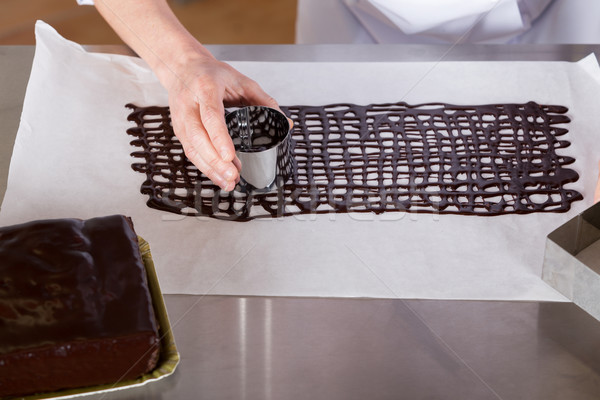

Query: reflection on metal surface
(239, 297), (247, 400)
(238, 297), (273, 399)
(264, 299), (273, 400)
(226, 106), (293, 192)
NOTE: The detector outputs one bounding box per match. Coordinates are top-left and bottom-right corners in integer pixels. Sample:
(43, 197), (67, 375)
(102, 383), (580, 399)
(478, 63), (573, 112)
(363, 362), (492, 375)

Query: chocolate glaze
(126, 102), (582, 221)
(0, 215), (159, 397)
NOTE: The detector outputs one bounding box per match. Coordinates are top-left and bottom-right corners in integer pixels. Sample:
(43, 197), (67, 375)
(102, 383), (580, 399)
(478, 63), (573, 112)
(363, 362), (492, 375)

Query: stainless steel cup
(226, 106), (293, 192)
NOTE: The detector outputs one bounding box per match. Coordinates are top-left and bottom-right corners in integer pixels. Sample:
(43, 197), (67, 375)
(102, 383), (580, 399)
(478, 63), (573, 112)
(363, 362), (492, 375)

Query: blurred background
(0, 0), (297, 45)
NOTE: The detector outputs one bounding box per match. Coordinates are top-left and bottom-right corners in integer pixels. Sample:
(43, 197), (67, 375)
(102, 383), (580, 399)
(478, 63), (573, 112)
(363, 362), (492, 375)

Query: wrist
(151, 36), (215, 91)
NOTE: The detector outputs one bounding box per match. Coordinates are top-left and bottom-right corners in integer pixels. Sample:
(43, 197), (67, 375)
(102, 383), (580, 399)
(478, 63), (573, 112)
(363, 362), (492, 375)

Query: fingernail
(223, 181), (235, 192)
(224, 169), (235, 180)
(217, 176), (229, 191)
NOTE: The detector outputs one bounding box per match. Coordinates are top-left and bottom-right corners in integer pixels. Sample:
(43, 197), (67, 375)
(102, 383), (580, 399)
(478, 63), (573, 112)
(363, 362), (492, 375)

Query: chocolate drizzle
(125, 101), (582, 221)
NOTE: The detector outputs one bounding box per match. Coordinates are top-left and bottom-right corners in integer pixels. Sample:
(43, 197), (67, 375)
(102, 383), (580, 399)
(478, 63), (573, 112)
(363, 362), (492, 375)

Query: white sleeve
(76, 0), (95, 5)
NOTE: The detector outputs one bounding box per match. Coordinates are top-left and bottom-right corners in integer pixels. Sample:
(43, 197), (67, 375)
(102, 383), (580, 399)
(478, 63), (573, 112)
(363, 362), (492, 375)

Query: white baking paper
(2, 21), (600, 300)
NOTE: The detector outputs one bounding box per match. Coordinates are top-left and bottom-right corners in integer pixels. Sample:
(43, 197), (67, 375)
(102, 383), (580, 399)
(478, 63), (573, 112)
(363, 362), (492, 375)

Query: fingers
(197, 85), (237, 164)
(173, 98), (238, 191)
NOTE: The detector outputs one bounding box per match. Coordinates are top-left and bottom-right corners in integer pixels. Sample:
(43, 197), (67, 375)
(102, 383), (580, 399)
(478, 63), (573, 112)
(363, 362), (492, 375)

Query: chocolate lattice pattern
(125, 101), (582, 221)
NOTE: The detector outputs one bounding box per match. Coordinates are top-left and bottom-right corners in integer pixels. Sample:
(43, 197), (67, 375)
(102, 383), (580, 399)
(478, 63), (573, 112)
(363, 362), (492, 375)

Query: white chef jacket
(297, 0), (600, 44)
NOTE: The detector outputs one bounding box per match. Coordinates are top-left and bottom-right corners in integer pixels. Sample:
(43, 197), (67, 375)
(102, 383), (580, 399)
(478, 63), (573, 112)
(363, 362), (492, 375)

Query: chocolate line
(125, 101), (582, 221)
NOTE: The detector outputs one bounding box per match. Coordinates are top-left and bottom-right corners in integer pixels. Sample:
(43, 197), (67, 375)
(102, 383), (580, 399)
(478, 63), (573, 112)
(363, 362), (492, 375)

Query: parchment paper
(2, 21), (600, 300)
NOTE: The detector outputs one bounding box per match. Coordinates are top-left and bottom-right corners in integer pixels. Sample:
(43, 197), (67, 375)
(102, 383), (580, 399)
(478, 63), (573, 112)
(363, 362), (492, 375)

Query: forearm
(94, 0), (212, 89)
(94, 0), (280, 191)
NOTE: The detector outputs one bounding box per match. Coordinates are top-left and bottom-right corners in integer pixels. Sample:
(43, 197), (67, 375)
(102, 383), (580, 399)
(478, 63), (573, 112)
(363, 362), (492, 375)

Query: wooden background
(0, 0), (297, 45)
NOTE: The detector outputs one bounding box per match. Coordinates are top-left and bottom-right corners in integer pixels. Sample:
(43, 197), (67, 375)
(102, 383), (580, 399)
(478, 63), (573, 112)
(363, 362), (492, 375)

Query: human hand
(160, 49), (281, 191)
(94, 0), (284, 191)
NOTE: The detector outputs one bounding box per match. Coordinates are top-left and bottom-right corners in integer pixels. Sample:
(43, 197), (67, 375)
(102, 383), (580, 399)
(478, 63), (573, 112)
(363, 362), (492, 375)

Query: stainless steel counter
(2, 44), (600, 400)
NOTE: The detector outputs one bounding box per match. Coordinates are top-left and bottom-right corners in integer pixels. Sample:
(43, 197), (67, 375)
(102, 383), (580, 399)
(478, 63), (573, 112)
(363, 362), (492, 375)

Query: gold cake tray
(11, 237), (180, 400)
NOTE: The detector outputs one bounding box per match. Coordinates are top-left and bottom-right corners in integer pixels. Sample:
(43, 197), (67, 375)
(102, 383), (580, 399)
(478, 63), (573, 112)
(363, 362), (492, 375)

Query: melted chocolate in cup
(226, 106), (293, 192)
(126, 101), (582, 221)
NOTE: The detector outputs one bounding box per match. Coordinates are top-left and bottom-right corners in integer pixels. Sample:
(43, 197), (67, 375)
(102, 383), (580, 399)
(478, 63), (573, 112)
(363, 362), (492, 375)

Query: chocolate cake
(0, 215), (160, 398)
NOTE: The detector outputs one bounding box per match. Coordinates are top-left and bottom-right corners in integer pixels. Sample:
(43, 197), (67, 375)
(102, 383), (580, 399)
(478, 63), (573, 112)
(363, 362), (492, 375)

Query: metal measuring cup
(225, 106), (293, 192)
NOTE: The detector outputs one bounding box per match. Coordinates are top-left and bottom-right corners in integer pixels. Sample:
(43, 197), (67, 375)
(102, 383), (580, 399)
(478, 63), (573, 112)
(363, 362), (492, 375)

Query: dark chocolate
(0, 215), (159, 397)
(125, 101), (582, 221)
